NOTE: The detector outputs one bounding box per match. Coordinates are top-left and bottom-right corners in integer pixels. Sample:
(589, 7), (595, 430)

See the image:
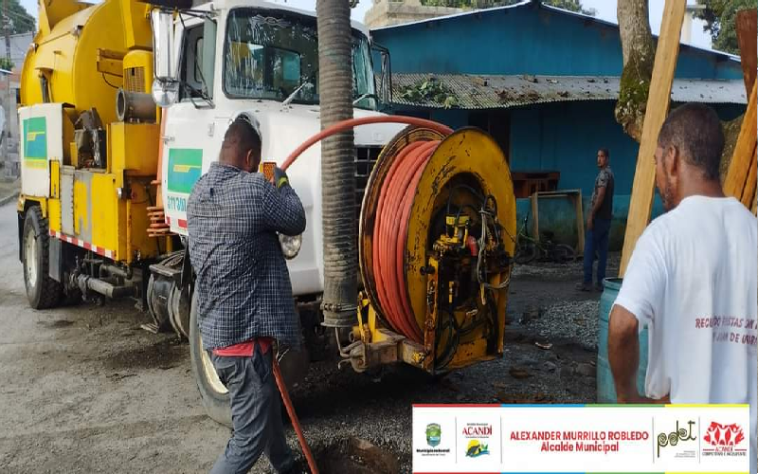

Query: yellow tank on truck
(20, 0), (152, 138)
(17, 0), (161, 293)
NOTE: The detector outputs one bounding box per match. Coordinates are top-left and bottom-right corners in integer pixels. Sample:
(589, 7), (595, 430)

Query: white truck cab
(153, 0), (402, 296)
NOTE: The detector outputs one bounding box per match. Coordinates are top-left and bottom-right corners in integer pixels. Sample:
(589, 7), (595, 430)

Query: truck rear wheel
(189, 290), (232, 427)
(23, 206), (62, 309)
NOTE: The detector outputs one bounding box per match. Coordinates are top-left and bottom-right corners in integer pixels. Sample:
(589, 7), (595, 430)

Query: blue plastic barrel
(596, 278), (649, 403)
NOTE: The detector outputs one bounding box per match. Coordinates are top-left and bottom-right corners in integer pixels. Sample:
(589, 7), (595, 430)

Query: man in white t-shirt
(608, 103), (757, 473)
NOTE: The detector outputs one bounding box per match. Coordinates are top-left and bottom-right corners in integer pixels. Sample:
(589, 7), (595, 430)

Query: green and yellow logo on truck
(23, 117), (47, 168)
(167, 148), (203, 194)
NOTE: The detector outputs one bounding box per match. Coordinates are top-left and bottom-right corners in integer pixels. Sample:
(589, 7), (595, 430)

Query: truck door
(162, 20), (225, 235)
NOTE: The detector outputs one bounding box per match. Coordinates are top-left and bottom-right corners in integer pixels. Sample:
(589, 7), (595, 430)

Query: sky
(18, 0), (713, 49)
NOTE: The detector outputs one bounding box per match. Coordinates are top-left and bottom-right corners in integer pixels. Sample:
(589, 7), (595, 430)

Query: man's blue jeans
(209, 345), (294, 474)
(582, 217), (611, 285)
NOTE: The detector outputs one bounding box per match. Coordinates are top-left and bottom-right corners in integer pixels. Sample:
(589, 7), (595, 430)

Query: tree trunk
(317, 0), (358, 327)
(615, 0), (655, 142)
(616, 0), (743, 176)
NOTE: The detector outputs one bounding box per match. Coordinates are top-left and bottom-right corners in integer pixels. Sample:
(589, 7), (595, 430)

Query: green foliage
(542, 0), (595, 15)
(1, 0), (35, 34)
(0, 57), (13, 70)
(693, 0), (755, 55)
(398, 78), (458, 109)
(420, 0), (595, 16)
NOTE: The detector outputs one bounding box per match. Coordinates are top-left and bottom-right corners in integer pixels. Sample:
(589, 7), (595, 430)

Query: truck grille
(355, 146), (382, 222)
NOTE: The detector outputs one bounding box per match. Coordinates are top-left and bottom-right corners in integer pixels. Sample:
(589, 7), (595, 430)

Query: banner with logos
(412, 404), (750, 473)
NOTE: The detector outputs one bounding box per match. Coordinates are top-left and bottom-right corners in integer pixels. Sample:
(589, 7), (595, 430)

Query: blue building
(370, 0), (747, 249)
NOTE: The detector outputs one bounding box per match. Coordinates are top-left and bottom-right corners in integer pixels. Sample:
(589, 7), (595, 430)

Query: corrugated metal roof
(389, 74), (748, 109)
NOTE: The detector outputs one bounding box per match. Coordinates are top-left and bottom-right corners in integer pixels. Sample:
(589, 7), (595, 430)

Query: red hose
(374, 140), (440, 342)
(280, 116), (452, 171)
(273, 358), (319, 474)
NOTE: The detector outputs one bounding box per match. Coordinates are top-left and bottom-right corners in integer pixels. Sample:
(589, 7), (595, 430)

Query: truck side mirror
(372, 43), (392, 111)
(151, 9), (180, 107)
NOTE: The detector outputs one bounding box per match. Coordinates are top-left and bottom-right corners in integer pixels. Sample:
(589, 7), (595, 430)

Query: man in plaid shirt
(188, 116), (306, 474)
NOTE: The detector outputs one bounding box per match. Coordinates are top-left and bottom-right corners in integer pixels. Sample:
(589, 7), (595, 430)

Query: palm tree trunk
(317, 0), (358, 327)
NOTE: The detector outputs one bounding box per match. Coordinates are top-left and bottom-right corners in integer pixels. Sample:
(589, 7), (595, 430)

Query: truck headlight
(279, 233), (302, 260)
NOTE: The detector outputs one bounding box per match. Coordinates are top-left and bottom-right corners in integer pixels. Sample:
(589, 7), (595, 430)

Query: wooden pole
(736, 9), (757, 95)
(740, 146), (757, 209)
(619, 0), (687, 277)
(724, 82), (757, 199)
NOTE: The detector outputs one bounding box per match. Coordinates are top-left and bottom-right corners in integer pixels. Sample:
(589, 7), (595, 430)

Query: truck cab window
(223, 8), (377, 110)
(194, 38), (204, 83)
(180, 25), (206, 100)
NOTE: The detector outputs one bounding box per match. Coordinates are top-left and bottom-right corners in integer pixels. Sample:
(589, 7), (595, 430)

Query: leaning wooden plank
(740, 145), (757, 208)
(724, 82), (757, 199)
(753, 190), (757, 215)
(619, 0), (687, 277)
(574, 190), (585, 256)
(736, 9), (757, 95)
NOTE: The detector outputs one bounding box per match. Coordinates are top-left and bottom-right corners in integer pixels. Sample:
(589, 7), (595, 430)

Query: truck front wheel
(22, 206), (62, 309)
(189, 290), (310, 428)
(189, 290), (233, 427)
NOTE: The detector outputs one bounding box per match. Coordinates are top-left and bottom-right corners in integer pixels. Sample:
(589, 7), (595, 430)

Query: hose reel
(359, 126), (517, 371)
(279, 116), (516, 373)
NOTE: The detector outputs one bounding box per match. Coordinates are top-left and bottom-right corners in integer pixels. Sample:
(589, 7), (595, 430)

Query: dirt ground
(0, 200), (614, 473)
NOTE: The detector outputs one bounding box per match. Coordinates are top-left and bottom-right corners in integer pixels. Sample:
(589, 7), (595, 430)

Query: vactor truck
(16, 0), (517, 426)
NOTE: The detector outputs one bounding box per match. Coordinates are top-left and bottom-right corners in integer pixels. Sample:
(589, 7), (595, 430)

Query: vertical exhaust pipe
(317, 0), (357, 327)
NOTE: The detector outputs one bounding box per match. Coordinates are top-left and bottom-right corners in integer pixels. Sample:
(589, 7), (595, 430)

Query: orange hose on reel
(373, 140), (440, 342)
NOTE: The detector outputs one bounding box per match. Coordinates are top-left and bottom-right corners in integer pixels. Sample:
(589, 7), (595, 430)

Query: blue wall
(421, 101), (743, 199)
(399, 100), (745, 251)
(508, 101), (638, 198)
(515, 195), (666, 252)
(371, 3), (743, 80)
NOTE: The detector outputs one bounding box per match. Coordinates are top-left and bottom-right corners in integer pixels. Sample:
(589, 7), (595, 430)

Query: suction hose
(276, 116), (453, 473)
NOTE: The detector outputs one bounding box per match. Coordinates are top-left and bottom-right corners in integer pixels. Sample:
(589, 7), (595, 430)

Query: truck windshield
(224, 9), (377, 110)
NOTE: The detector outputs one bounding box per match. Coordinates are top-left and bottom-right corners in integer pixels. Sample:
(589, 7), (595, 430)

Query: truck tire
(189, 290), (232, 428)
(22, 206), (62, 309)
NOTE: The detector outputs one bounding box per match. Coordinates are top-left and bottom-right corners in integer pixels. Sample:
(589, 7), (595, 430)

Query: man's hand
(273, 167), (289, 189)
(608, 304), (670, 405)
(587, 215), (594, 231)
(608, 304), (644, 402)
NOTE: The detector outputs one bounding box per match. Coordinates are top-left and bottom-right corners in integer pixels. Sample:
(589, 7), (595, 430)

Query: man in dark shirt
(187, 116), (306, 474)
(577, 148), (614, 292)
